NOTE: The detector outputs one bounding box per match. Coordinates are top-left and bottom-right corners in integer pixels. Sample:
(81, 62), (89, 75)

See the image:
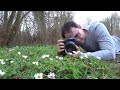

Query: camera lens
(65, 41), (77, 53)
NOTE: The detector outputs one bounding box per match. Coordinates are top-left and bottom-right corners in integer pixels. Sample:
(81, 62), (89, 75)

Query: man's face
(64, 27), (86, 44)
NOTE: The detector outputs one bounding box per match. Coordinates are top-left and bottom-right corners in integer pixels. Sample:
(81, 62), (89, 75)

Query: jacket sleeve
(80, 23), (116, 60)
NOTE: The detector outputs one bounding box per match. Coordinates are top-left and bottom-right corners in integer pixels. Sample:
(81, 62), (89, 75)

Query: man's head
(61, 21), (87, 44)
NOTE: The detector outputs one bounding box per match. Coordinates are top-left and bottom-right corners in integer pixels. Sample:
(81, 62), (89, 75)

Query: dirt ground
(111, 54), (120, 63)
(115, 55), (120, 61)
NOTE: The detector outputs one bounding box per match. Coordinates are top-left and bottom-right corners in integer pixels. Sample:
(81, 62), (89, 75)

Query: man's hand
(65, 45), (81, 58)
(57, 39), (65, 54)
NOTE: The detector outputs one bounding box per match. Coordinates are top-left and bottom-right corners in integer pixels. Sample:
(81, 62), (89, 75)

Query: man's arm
(80, 23), (116, 60)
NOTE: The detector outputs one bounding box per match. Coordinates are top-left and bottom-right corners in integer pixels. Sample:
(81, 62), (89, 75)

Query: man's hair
(61, 21), (79, 38)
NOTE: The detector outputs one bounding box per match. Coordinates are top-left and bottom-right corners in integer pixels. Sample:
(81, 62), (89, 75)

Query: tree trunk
(1, 11), (16, 46)
(6, 11), (22, 46)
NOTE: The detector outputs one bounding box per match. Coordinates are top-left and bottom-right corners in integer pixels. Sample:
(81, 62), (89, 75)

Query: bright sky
(73, 11), (120, 26)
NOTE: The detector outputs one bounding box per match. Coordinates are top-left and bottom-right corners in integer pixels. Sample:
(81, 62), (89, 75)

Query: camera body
(58, 37), (79, 56)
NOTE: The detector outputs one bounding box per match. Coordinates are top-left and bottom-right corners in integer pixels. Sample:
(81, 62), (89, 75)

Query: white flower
(56, 56), (58, 58)
(0, 70), (5, 76)
(80, 56), (84, 59)
(32, 61), (39, 66)
(0, 59), (4, 62)
(18, 52), (21, 55)
(22, 55), (28, 59)
(86, 76), (92, 79)
(59, 57), (63, 60)
(47, 72), (55, 79)
(56, 56), (63, 60)
(0, 61), (5, 64)
(10, 61), (14, 63)
(96, 57), (101, 60)
(15, 46), (18, 48)
(34, 73), (43, 79)
(41, 55), (50, 59)
(0, 59), (5, 64)
(9, 48), (15, 52)
(49, 58), (53, 60)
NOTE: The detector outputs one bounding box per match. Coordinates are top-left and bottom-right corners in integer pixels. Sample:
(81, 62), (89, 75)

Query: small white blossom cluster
(32, 61), (39, 66)
(80, 56), (84, 59)
(18, 52), (21, 55)
(49, 58), (53, 61)
(0, 59), (5, 65)
(0, 59), (14, 64)
(41, 54), (50, 59)
(8, 48), (15, 52)
(34, 72), (55, 79)
(9, 48), (28, 60)
(22, 55), (28, 59)
(10, 61), (14, 63)
(56, 56), (63, 60)
(17, 51), (28, 59)
(14, 46), (19, 48)
(41, 54), (64, 60)
(0, 70), (5, 76)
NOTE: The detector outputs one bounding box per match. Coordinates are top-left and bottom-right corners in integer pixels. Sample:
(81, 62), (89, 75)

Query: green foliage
(0, 46), (120, 79)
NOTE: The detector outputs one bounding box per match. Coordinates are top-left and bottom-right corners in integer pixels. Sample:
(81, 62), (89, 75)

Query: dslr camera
(58, 37), (79, 56)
